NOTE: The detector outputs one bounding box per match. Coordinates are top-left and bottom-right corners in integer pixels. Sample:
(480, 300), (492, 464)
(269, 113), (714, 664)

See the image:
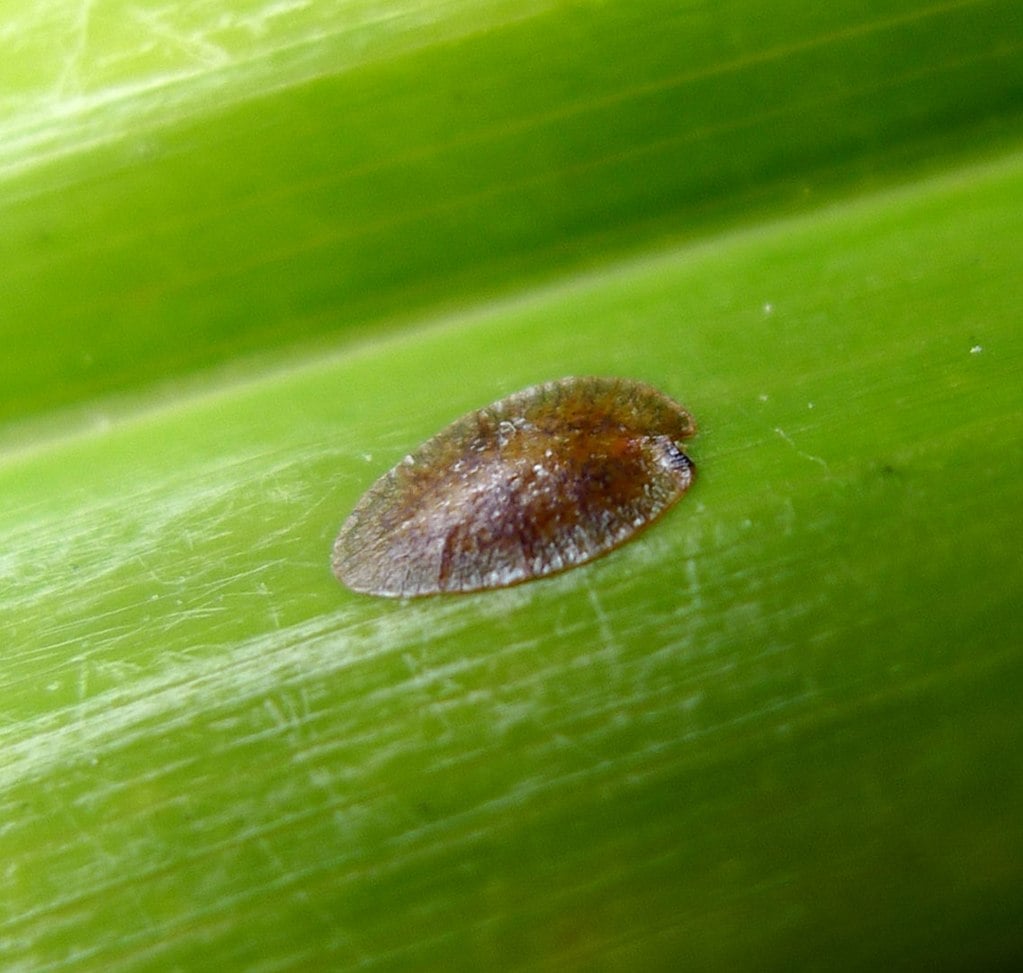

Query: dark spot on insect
(332, 376), (698, 597)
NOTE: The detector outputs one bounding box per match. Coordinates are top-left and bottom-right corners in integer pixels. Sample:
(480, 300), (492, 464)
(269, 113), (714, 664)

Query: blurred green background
(5, 0), (1022, 424)
(2, 0), (1021, 969)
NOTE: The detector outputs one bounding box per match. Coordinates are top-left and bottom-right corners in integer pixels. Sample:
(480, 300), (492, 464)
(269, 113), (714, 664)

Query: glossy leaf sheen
(3, 0), (1022, 969)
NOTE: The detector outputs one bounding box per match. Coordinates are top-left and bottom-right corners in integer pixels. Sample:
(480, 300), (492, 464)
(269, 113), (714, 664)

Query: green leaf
(2, 0), (1022, 969)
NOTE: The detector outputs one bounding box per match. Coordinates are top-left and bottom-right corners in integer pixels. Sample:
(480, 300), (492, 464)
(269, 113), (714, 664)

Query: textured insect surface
(332, 376), (697, 597)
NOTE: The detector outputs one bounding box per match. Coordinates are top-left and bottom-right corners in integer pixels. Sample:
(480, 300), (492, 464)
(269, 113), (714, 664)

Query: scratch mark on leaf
(774, 426), (831, 474)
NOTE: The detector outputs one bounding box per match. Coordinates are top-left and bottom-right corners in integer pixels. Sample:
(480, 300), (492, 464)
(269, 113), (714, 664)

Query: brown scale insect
(332, 376), (697, 597)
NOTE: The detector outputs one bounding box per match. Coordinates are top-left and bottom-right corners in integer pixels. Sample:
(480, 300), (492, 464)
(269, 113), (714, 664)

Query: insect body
(332, 377), (697, 597)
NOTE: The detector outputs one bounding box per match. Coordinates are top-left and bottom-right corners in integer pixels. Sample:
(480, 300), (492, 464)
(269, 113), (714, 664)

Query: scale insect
(332, 376), (697, 597)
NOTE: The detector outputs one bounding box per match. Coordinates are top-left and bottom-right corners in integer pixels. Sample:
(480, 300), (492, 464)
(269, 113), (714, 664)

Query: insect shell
(332, 376), (697, 597)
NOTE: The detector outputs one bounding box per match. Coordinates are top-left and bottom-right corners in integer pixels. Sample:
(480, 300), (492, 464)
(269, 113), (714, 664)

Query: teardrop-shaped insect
(332, 376), (697, 597)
